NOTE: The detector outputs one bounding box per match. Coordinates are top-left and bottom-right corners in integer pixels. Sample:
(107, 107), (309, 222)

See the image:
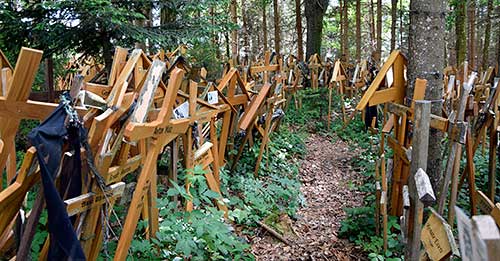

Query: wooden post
(488, 98), (498, 200)
(437, 80), (473, 215)
(472, 215), (500, 259)
(169, 138), (179, 205)
(375, 160), (381, 235)
(457, 206), (500, 260)
(407, 100), (431, 260)
(381, 155), (388, 251)
(401, 185), (410, 244)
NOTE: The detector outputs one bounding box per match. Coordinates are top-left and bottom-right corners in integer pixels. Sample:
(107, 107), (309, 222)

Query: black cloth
(28, 103), (86, 260)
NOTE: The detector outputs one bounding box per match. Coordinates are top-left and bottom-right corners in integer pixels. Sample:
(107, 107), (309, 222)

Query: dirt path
(251, 133), (367, 260)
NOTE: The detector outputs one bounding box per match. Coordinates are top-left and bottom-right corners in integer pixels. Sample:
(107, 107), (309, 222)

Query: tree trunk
(497, 26), (500, 76)
(399, 0), (404, 49)
(210, 7), (221, 59)
(455, 0), (467, 65)
(101, 31), (113, 74)
(305, 0), (329, 59)
(468, 0), (476, 70)
(369, 0), (376, 53)
(481, 0), (493, 71)
(356, 0), (361, 61)
(241, 0), (249, 49)
(263, 4), (268, 52)
(376, 0), (382, 61)
(161, 4), (176, 25)
(340, 0), (344, 59)
(230, 0), (238, 64)
(225, 32), (230, 59)
(408, 0), (446, 188)
(391, 0), (398, 51)
(296, 0), (304, 61)
(273, 0), (281, 55)
(343, 0), (349, 62)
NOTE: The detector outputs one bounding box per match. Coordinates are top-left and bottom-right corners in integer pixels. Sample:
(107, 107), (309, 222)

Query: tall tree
(356, 0), (361, 61)
(369, 0), (376, 52)
(467, 0), (476, 69)
(0, 1), (155, 69)
(209, 6), (221, 59)
(305, 0), (329, 59)
(376, 0), (382, 61)
(408, 0), (446, 187)
(230, 0), (238, 63)
(262, 2), (269, 51)
(455, 0), (467, 65)
(295, 0), (304, 60)
(481, 0), (493, 70)
(342, 0), (349, 61)
(340, 0), (344, 58)
(241, 0), (249, 49)
(391, 0), (398, 51)
(497, 26), (500, 76)
(273, 0), (281, 54)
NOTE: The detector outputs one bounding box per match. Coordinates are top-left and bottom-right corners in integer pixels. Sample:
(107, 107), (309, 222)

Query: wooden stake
(407, 100), (431, 260)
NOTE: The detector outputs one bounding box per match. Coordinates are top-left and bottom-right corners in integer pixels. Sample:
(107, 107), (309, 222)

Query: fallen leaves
(250, 133), (368, 260)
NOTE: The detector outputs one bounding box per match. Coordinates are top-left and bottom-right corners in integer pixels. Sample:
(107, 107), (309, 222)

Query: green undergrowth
(456, 141), (500, 214)
(287, 88), (404, 260)
(336, 112), (404, 259)
(98, 116), (306, 260)
(334, 113), (404, 260)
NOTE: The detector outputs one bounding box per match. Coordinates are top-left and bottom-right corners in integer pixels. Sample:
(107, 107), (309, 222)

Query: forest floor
(250, 133), (367, 260)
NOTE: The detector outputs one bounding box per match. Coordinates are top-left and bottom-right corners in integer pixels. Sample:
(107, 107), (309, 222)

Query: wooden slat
(0, 98), (86, 120)
(65, 182), (125, 216)
(356, 50), (404, 110)
(238, 83), (271, 131)
(251, 65), (280, 74)
(131, 59), (166, 123)
(368, 88), (402, 106)
(108, 47), (129, 87)
(476, 191), (495, 214)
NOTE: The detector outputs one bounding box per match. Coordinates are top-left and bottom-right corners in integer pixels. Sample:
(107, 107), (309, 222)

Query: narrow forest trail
(251, 133), (367, 260)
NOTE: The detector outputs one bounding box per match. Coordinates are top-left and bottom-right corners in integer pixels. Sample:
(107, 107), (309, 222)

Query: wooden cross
(232, 82), (274, 172)
(113, 67), (186, 261)
(76, 49), (154, 258)
(178, 80), (227, 214)
(214, 68), (250, 166)
(308, 54), (322, 89)
(328, 60), (349, 126)
(0, 47), (43, 186)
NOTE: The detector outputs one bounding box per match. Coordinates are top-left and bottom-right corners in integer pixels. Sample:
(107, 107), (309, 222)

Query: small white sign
(275, 83), (283, 95)
(352, 64), (360, 83)
(207, 91), (219, 104)
(386, 67), (394, 87)
(447, 75), (455, 94)
(173, 101), (189, 119)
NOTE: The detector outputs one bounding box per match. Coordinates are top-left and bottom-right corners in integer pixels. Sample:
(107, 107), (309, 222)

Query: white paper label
(352, 64), (360, 83)
(207, 91), (218, 105)
(386, 67), (394, 87)
(173, 101), (189, 119)
(447, 75), (455, 93)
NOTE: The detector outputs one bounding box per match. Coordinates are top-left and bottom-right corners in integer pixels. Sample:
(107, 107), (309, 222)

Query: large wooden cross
(113, 67), (186, 261)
